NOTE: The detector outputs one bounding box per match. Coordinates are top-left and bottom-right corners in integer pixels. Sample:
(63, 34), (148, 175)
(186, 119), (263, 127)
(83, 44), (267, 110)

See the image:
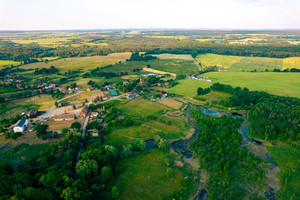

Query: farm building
(80, 105), (89, 117)
(13, 119), (28, 133)
(28, 110), (37, 117)
(90, 112), (98, 117)
(123, 81), (129, 86)
(54, 114), (75, 121)
(139, 79), (145, 84)
(108, 89), (118, 96)
(100, 91), (109, 100)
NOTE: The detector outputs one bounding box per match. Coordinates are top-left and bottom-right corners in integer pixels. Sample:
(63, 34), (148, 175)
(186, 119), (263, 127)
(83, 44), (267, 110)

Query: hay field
(20, 52), (132, 73)
(205, 72), (300, 98)
(148, 59), (199, 75)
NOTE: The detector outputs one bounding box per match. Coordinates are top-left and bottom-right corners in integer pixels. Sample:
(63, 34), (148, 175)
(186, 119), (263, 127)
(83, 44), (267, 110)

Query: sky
(0, 0), (299, 30)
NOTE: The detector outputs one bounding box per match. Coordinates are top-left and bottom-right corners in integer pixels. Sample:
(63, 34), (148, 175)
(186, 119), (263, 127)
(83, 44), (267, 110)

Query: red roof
(16, 84), (22, 87)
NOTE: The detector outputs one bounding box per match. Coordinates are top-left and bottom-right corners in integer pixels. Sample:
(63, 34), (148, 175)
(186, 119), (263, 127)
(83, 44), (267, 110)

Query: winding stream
(171, 105), (280, 200)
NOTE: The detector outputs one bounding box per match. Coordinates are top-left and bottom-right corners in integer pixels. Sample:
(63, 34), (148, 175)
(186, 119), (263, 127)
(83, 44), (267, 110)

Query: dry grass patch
(160, 98), (183, 109)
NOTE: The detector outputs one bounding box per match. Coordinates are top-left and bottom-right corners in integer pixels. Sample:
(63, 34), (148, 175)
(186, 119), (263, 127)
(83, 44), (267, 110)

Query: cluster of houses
(14, 82), (58, 90)
(59, 86), (81, 94)
(186, 75), (212, 82)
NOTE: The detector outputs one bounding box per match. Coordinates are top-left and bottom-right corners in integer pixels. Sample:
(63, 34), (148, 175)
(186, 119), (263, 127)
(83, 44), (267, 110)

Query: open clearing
(20, 53), (132, 73)
(168, 79), (212, 98)
(205, 72), (300, 98)
(116, 150), (184, 200)
(152, 53), (193, 60)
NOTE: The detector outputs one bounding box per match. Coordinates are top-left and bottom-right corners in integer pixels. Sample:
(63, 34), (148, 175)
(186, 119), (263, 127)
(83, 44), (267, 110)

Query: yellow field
(195, 39), (215, 42)
(282, 57), (300, 69)
(40, 56), (59, 61)
(0, 60), (21, 67)
(152, 54), (193, 60)
(160, 98), (183, 109)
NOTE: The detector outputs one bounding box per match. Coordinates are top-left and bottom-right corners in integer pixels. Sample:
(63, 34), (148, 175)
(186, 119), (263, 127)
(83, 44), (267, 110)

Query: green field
(20, 53), (131, 73)
(168, 79), (212, 98)
(267, 144), (300, 200)
(205, 72), (300, 98)
(117, 99), (170, 116)
(148, 59), (199, 75)
(101, 61), (146, 73)
(0, 60), (21, 68)
(229, 57), (282, 71)
(116, 150), (184, 200)
(196, 53), (300, 72)
(196, 53), (243, 68)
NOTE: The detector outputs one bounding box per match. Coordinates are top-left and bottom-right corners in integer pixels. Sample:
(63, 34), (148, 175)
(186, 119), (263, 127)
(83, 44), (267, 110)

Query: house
(100, 91), (109, 100)
(14, 119), (28, 133)
(80, 105), (89, 117)
(139, 79), (145, 84)
(97, 119), (103, 123)
(147, 73), (155, 76)
(157, 83), (162, 87)
(127, 94), (133, 99)
(28, 110), (37, 117)
(54, 114), (75, 121)
(90, 112), (98, 117)
(165, 82), (170, 86)
(50, 84), (56, 88)
(123, 81), (129, 86)
(60, 88), (66, 93)
(108, 89), (118, 96)
(16, 84), (22, 89)
(86, 86), (94, 91)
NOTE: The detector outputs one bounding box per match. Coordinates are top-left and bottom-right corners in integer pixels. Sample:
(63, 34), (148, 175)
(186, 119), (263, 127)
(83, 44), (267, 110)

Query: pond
(144, 139), (156, 151)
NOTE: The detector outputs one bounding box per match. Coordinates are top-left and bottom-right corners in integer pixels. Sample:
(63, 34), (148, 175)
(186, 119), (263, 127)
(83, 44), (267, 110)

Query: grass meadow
(152, 53), (193, 60)
(196, 53), (243, 69)
(115, 150), (184, 200)
(168, 79), (212, 98)
(229, 57), (282, 71)
(148, 59), (199, 75)
(205, 72), (300, 98)
(267, 144), (300, 200)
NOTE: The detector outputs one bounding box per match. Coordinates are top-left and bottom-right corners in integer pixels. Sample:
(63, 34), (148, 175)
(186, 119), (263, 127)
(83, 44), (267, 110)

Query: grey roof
(16, 119), (27, 127)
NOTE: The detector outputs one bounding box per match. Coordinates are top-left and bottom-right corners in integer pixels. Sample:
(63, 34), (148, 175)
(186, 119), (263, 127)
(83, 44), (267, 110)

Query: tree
(111, 186), (120, 200)
(55, 101), (59, 108)
(71, 121), (81, 130)
(34, 124), (49, 135)
(75, 159), (98, 180)
(73, 105), (76, 110)
(157, 139), (168, 151)
(197, 87), (204, 95)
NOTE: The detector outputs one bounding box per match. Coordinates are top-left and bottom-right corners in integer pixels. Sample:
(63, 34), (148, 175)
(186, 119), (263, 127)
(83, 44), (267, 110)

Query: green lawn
(168, 79), (212, 98)
(267, 144), (300, 200)
(116, 150), (184, 200)
(205, 72), (300, 98)
(101, 61), (146, 73)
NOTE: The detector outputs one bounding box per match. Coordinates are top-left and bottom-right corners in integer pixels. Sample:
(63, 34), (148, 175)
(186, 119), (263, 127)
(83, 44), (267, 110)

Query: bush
(157, 139), (169, 151)
(166, 168), (174, 178)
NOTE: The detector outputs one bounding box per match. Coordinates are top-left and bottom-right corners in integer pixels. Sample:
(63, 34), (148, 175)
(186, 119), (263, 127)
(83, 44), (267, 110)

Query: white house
(13, 119), (28, 133)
